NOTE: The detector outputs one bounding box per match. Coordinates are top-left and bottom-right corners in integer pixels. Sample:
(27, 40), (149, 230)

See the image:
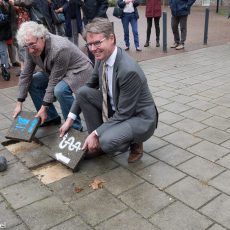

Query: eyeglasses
(23, 38), (39, 49)
(85, 37), (106, 49)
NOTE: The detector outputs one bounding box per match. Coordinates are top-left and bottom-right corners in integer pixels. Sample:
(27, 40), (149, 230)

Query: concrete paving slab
(16, 196), (75, 230)
(195, 127), (230, 144)
(150, 201), (212, 230)
(0, 201), (22, 228)
(7, 223), (29, 230)
(180, 108), (212, 122)
(143, 136), (168, 153)
(221, 140), (230, 149)
(0, 149), (17, 164)
(95, 209), (159, 230)
(70, 189), (127, 226)
(187, 99), (216, 111)
(112, 151), (157, 172)
(0, 161), (33, 189)
(0, 118), (12, 130)
(202, 116), (230, 131)
(150, 144), (194, 166)
(162, 102), (191, 114)
(166, 176), (220, 209)
(137, 161), (185, 189)
(217, 154), (230, 170)
(208, 106), (230, 119)
(178, 157), (225, 181)
(187, 140), (229, 162)
(49, 173), (92, 203)
(209, 171), (230, 195)
(208, 224), (226, 230)
(159, 111), (184, 125)
(99, 167), (144, 196)
(49, 216), (92, 230)
(154, 122), (177, 138)
(200, 194), (230, 229)
(163, 131), (202, 149)
(0, 178), (52, 209)
(119, 182), (173, 218)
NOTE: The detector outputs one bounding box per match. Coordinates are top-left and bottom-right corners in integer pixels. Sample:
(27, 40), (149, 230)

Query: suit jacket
(18, 33), (93, 104)
(71, 47), (158, 142)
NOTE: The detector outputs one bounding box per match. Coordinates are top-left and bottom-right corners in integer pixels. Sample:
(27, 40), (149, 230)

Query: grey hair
(16, 21), (50, 47)
(84, 17), (115, 39)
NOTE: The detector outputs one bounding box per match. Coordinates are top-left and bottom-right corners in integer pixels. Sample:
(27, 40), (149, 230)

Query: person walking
(118, 0), (141, 51)
(144, 0), (161, 48)
(59, 18), (158, 162)
(169, 0), (195, 50)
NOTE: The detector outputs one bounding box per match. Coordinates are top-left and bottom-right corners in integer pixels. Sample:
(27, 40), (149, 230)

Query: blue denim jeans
(0, 41), (9, 68)
(29, 71), (82, 130)
(121, 12), (140, 48)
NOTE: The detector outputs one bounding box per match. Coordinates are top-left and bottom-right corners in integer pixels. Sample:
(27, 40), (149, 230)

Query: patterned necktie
(102, 62), (108, 122)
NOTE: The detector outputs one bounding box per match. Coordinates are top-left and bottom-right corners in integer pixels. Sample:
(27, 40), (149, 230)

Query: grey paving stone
(154, 89), (178, 99)
(0, 118), (12, 130)
(154, 122), (177, 138)
(166, 176), (219, 209)
(70, 189), (127, 226)
(0, 201), (22, 228)
(0, 178), (52, 209)
(49, 172), (96, 203)
(170, 95), (196, 104)
(49, 216), (92, 230)
(16, 146), (54, 169)
(137, 161), (185, 189)
(150, 201), (212, 230)
(208, 224), (226, 230)
(0, 149), (17, 164)
(217, 154), (230, 169)
(0, 161), (33, 189)
(202, 116), (230, 131)
(209, 171), (230, 195)
(119, 182), (173, 218)
(95, 209), (159, 230)
(17, 196), (74, 230)
(200, 194), (230, 229)
(221, 140), (230, 149)
(180, 108), (212, 121)
(154, 97), (171, 107)
(187, 100), (216, 111)
(196, 127), (230, 144)
(35, 126), (59, 139)
(150, 144), (194, 166)
(112, 151), (157, 172)
(7, 223), (29, 230)
(100, 167), (143, 196)
(172, 118), (207, 134)
(208, 106), (230, 119)
(79, 155), (118, 178)
(163, 131), (201, 149)
(162, 102), (191, 113)
(213, 96), (230, 108)
(143, 136), (168, 153)
(187, 141), (229, 162)
(178, 157), (225, 181)
(0, 195), (3, 202)
(159, 111), (184, 125)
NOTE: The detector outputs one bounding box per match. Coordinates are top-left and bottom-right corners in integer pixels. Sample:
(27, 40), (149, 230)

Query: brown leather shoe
(128, 143), (143, 163)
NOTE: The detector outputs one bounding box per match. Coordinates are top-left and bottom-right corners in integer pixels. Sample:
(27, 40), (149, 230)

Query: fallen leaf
(74, 187), (83, 193)
(89, 178), (105, 190)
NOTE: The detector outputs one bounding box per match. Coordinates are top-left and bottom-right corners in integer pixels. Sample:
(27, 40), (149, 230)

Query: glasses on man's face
(85, 37), (106, 49)
(23, 38), (39, 49)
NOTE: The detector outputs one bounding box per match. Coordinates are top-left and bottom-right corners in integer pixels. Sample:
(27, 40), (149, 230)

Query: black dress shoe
(1, 64), (10, 81)
(144, 42), (149, 47)
(40, 116), (61, 127)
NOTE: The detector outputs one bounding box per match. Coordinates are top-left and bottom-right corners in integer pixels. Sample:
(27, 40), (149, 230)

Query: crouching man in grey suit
(13, 21), (93, 130)
(60, 18), (158, 163)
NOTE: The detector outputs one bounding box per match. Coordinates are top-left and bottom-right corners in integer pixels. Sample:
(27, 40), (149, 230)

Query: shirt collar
(105, 46), (117, 68)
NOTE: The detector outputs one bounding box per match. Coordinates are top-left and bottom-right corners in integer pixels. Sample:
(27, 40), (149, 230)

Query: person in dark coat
(169, 0), (195, 50)
(144, 0), (161, 48)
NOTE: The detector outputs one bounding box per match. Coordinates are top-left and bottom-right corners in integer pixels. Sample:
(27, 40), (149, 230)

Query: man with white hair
(13, 21), (93, 129)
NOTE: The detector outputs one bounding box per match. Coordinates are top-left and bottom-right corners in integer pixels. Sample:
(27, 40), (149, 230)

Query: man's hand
(13, 102), (22, 118)
(35, 106), (48, 124)
(59, 117), (74, 137)
(82, 131), (100, 153)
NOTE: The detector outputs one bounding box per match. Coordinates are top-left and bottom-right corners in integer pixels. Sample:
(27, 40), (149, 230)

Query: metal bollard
(203, 7), (210, 45)
(162, 11), (167, 52)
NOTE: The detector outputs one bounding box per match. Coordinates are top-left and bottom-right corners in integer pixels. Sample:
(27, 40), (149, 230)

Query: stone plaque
(5, 111), (40, 142)
(46, 129), (87, 172)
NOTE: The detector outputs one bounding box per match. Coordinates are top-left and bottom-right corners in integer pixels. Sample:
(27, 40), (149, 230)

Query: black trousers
(146, 17), (160, 42)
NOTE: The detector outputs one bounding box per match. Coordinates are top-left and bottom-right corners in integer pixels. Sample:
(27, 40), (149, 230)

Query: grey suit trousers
(77, 86), (133, 154)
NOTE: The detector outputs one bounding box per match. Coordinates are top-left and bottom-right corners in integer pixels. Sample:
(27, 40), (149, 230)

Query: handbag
(113, 5), (123, 19)
(50, 8), (65, 25)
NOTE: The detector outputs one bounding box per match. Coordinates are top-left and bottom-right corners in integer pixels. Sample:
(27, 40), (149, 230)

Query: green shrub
(109, 0), (116, 7)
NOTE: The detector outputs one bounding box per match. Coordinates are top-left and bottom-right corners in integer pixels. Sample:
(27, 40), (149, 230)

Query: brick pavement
(1, 5), (230, 230)
(0, 43), (230, 229)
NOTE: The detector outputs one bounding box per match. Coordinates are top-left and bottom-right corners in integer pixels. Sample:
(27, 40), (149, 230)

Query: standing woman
(144, 0), (161, 47)
(118, 0), (141, 51)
